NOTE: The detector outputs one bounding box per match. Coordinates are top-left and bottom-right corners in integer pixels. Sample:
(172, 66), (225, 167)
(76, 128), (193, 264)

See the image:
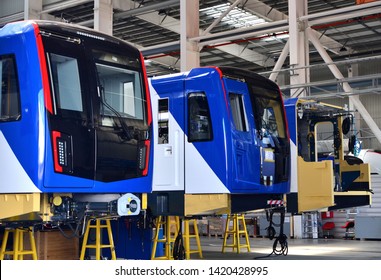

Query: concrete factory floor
(191, 236), (381, 260)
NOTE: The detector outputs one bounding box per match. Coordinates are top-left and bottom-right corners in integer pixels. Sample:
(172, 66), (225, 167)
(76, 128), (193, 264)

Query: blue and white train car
(148, 66), (290, 216)
(0, 21), (153, 223)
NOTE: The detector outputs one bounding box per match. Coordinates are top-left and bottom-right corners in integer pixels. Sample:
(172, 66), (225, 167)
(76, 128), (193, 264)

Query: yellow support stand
(183, 219), (203, 259)
(222, 214), (251, 253)
(79, 218), (116, 260)
(0, 227), (38, 260)
(151, 216), (180, 260)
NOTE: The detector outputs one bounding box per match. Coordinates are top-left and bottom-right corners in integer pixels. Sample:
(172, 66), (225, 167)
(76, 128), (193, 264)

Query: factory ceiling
(1, 1), (381, 79)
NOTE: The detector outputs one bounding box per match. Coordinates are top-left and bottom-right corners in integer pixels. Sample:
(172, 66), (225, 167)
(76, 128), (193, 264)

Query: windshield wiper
(98, 85), (134, 141)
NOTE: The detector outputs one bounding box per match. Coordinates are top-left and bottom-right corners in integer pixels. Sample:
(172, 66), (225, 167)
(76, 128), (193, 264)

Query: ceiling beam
(307, 26), (381, 145)
(115, 0), (274, 69)
(300, 0), (381, 24)
(40, 0), (92, 14)
(234, 0), (353, 55)
(113, 0), (179, 19)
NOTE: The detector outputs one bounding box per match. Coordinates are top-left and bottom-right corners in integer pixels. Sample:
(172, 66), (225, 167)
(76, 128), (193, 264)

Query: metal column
(94, 0), (113, 35)
(24, 0), (42, 20)
(288, 0), (310, 97)
(180, 0), (200, 71)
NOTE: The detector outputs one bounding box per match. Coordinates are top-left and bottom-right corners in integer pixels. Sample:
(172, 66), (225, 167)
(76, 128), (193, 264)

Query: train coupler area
(50, 193), (141, 222)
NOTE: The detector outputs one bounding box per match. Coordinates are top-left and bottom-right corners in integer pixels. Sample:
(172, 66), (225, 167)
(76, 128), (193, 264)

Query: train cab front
(0, 20), (153, 225)
(218, 67), (291, 213)
(38, 21), (153, 221)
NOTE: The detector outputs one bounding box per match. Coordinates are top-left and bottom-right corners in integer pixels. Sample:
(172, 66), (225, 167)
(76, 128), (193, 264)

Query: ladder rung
(154, 239), (167, 242)
(151, 216), (180, 260)
(223, 244), (250, 248)
(79, 219), (116, 260)
(2, 250), (15, 254)
(222, 214), (251, 254)
(188, 250), (200, 253)
(0, 228), (38, 260)
(87, 225), (110, 229)
(85, 245), (114, 249)
(7, 251), (36, 255)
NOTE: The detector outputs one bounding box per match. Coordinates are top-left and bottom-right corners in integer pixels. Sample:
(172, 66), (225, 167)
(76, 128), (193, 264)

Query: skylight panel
(200, 2), (268, 29)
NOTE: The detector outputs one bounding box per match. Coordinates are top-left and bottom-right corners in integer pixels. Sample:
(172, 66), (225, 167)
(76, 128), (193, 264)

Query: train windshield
(93, 50), (147, 127)
(248, 84), (286, 139)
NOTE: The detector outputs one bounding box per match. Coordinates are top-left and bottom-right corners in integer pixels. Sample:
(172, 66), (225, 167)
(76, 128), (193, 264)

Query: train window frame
(229, 93), (248, 132)
(0, 54), (21, 122)
(95, 62), (145, 127)
(158, 98), (169, 144)
(260, 98), (286, 139)
(187, 92), (213, 142)
(48, 52), (84, 113)
(248, 86), (287, 139)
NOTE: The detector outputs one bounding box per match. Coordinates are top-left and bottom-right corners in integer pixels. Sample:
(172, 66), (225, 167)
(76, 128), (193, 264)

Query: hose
(254, 207), (288, 259)
(271, 233), (288, 256)
(173, 228), (185, 260)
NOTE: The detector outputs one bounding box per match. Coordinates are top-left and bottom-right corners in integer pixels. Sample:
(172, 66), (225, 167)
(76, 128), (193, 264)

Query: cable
(271, 233), (288, 256)
(57, 212), (87, 239)
(254, 233), (288, 259)
(266, 226), (276, 240)
(254, 207), (288, 259)
(173, 219), (185, 260)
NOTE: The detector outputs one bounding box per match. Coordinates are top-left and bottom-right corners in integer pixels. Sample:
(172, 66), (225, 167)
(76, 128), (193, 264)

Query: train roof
(150, 66), (280, 89)
(0, 20), (139, 54)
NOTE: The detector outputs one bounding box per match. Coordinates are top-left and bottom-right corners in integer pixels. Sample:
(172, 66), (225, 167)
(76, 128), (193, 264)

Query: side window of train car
(188, 92), (213, 142)
(158, 98), (169, 144)
(0, 55), (20, 121)
(229, 93), (248, 132)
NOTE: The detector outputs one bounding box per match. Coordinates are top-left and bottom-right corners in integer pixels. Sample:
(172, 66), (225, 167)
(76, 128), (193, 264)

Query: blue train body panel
(284, 98), (299, 194)
(0, 21), (152, 195)
(0, 22), (43, 193)
(150, 67), (290, 196)
(284, 98), (298, 145)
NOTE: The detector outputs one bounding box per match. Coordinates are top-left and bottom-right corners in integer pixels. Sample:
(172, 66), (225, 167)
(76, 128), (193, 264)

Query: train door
(91, 51), (150, 183)
(43, 36), (95, 185)
(224, 78), (259, 189)
(184, 88), (229, 194)
(151, 90), (184, 191)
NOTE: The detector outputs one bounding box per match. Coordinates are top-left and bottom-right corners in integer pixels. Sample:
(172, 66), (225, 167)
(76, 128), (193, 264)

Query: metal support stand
(151, 216), (180, 260)
(79, 218), (116, 260)
(0, 227), (38, 260)
(222, 214), (251, 253)
(183, 219), (203, 259)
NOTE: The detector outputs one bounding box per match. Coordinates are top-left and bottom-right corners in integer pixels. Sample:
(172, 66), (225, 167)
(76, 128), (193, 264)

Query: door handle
(164, 146), (172, 156)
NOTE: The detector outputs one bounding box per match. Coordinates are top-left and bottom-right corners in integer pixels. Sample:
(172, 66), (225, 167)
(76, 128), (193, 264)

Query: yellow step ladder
(151, 216), (180, 260)
(79, 218), (116, 260)
(222, 214), (251, 253)
(0, 227), (38, 260)
(183, 219), (203, 259)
